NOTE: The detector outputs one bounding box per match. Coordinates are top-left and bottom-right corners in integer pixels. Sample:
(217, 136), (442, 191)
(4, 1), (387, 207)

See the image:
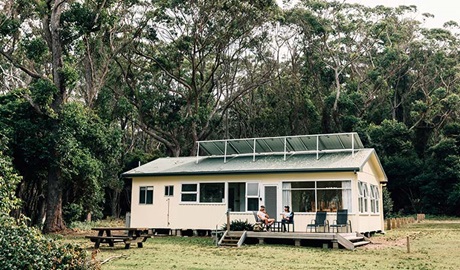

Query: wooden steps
(218, 231), (247, 247)
(336, 232), (370, 250)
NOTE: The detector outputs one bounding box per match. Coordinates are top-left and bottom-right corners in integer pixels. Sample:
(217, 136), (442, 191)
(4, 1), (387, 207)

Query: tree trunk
(110, 189), (120, 218)
(43, 163), (66, 233)
(42, 0), (67, 233)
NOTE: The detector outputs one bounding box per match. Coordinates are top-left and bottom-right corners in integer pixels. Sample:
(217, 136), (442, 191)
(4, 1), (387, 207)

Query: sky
(335, 0), (460, 29)
(279, 0), (460, 29)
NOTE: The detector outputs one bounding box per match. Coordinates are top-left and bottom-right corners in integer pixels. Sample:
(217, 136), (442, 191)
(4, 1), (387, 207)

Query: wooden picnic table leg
(95, 239), (101, 249)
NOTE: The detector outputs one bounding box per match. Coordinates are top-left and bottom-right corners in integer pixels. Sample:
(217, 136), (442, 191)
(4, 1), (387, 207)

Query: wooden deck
(222, 231), (370, 250)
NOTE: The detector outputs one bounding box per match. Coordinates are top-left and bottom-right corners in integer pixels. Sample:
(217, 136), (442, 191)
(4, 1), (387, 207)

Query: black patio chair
(330, 209), (352, 233)
(306, 211), (329, 232)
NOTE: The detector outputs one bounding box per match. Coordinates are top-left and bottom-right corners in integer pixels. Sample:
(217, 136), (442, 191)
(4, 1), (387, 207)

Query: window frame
(370, 184), (380, 213)
(282, 180), (351, 213)
(181, 183), (198, 202)
(199, 182), (225, 203)
(139, 186), (154, 205)
(180, 182), (226, 204)
(358, 181), (369, 213)
(164, 185), (174, 197)
(246, 182), (259, 211)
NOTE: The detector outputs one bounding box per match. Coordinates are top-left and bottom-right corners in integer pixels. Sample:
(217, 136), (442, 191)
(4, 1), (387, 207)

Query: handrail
(214, 211), (228, 246)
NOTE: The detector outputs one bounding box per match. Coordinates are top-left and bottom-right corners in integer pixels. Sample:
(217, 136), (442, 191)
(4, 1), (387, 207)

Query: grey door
(264, 186), (277, 219)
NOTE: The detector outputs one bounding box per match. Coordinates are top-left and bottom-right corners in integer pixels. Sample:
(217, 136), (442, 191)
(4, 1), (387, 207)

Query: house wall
(355, 159), (385, 232)
(130, 162), (385, 233)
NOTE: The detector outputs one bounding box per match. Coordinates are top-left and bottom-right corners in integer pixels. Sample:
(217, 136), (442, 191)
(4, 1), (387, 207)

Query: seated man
(280, 205), (293, 231)
(257, 205), (275, 228)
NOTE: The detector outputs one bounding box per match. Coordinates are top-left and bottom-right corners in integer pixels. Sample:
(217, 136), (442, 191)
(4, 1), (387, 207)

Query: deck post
(332, 241), (339, 249)
(258, 238), (264, 244)
(294, 240), (301, 246)
(226, 210), (230, 231)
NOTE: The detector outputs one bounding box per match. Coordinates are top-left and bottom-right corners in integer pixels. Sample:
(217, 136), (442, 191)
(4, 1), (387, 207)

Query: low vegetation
(59, 219), (460, 270)
(0, 218), (98, 270)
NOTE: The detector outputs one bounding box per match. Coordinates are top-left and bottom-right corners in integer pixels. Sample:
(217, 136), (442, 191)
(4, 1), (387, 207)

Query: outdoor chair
(281, 212), (294, 232)
(330, 209), (352, 233)
(306, 211), (329, 232)
(252, 211), (268, 231)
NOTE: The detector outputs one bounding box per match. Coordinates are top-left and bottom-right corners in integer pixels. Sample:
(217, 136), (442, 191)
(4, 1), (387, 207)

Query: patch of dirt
(58, 228), (90, 237)
(362, 236), (407, 250)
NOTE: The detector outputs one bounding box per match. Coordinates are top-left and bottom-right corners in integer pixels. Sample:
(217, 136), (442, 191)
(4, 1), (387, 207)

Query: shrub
(222, 219), (253, 231)
(0, 219), (99, 270)
(63, 203), (84, 224)
(0, 151), (21, 215)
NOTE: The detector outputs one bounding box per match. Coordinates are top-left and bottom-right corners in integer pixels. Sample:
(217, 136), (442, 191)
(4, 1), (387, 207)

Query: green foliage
(0, 15), (20, 35)
(22, 38), (48, 63)
(0, 151), (22, 215)
(382, 187), (394, 218)
(221, 219), (253, 231)
(57, 102), (122, 218)
(29, 79), (58, 115)
(0, 220), (99, 270)
(63, 203), (84, 224)
(68, 217), (125, 230)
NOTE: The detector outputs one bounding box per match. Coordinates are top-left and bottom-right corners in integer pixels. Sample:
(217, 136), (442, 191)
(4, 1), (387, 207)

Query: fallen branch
(101, 255), (128, 265)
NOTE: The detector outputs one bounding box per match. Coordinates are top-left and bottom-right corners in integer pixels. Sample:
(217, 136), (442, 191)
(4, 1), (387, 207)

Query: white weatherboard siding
(130, 170), (383, 233)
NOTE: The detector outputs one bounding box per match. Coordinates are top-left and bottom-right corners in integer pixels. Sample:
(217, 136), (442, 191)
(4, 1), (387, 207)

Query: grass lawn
(63, 219), (460, 270)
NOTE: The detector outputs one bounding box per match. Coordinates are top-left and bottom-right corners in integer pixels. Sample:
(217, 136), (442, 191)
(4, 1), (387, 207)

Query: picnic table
(85, 227), (152, 249)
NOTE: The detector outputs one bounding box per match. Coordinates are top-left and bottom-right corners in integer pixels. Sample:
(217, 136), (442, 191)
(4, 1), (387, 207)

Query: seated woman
(280, 205), (293, 231)
(257, 205), (275, 227)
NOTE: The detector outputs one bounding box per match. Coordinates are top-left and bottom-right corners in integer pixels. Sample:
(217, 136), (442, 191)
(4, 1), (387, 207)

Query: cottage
(122, 132), (387, 234)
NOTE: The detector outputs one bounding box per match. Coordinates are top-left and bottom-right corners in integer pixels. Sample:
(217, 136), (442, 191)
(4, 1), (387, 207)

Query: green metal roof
(122, 149), (377, 177)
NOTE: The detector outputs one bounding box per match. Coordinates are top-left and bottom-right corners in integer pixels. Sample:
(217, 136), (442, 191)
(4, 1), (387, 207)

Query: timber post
(226, 209), (230, 231)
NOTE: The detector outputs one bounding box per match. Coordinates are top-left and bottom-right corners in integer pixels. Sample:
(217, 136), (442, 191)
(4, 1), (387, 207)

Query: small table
(270, 221), (284, 232)
(86, 227), (152, 249)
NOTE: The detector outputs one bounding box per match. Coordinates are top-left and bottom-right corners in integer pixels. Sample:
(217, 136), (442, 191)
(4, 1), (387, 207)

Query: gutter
(121, 167), (361, 178)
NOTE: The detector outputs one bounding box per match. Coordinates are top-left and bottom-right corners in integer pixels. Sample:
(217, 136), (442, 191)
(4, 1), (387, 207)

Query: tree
(0, 0), (137, 231)
(117, 0), (280, 156)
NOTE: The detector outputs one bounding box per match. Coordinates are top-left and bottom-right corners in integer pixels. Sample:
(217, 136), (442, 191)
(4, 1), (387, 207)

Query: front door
(264, 185), (277, 219)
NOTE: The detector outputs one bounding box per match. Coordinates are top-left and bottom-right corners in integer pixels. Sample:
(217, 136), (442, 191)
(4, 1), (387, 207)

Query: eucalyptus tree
(288, 0), (383, 132)
(0, 0), (143, 232)
(407, 27), (460, 134)
(119, 0), (280, 156)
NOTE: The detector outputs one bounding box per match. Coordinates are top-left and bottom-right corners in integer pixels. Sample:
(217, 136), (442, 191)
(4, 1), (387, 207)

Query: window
(181, 183), (225, 203)
(228, 183), (245, 211)
(358, 181), (369, 213)
(246, 183), (259, 211)
(282, 181), (351, 212)
(165, 185), (174, 196)
(139, 186), (153, 204)
(227, 182), (260, 212)
(200, 183), (224, 203)
(370, 185), (380, 213)
(181, 184), (197, 202)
